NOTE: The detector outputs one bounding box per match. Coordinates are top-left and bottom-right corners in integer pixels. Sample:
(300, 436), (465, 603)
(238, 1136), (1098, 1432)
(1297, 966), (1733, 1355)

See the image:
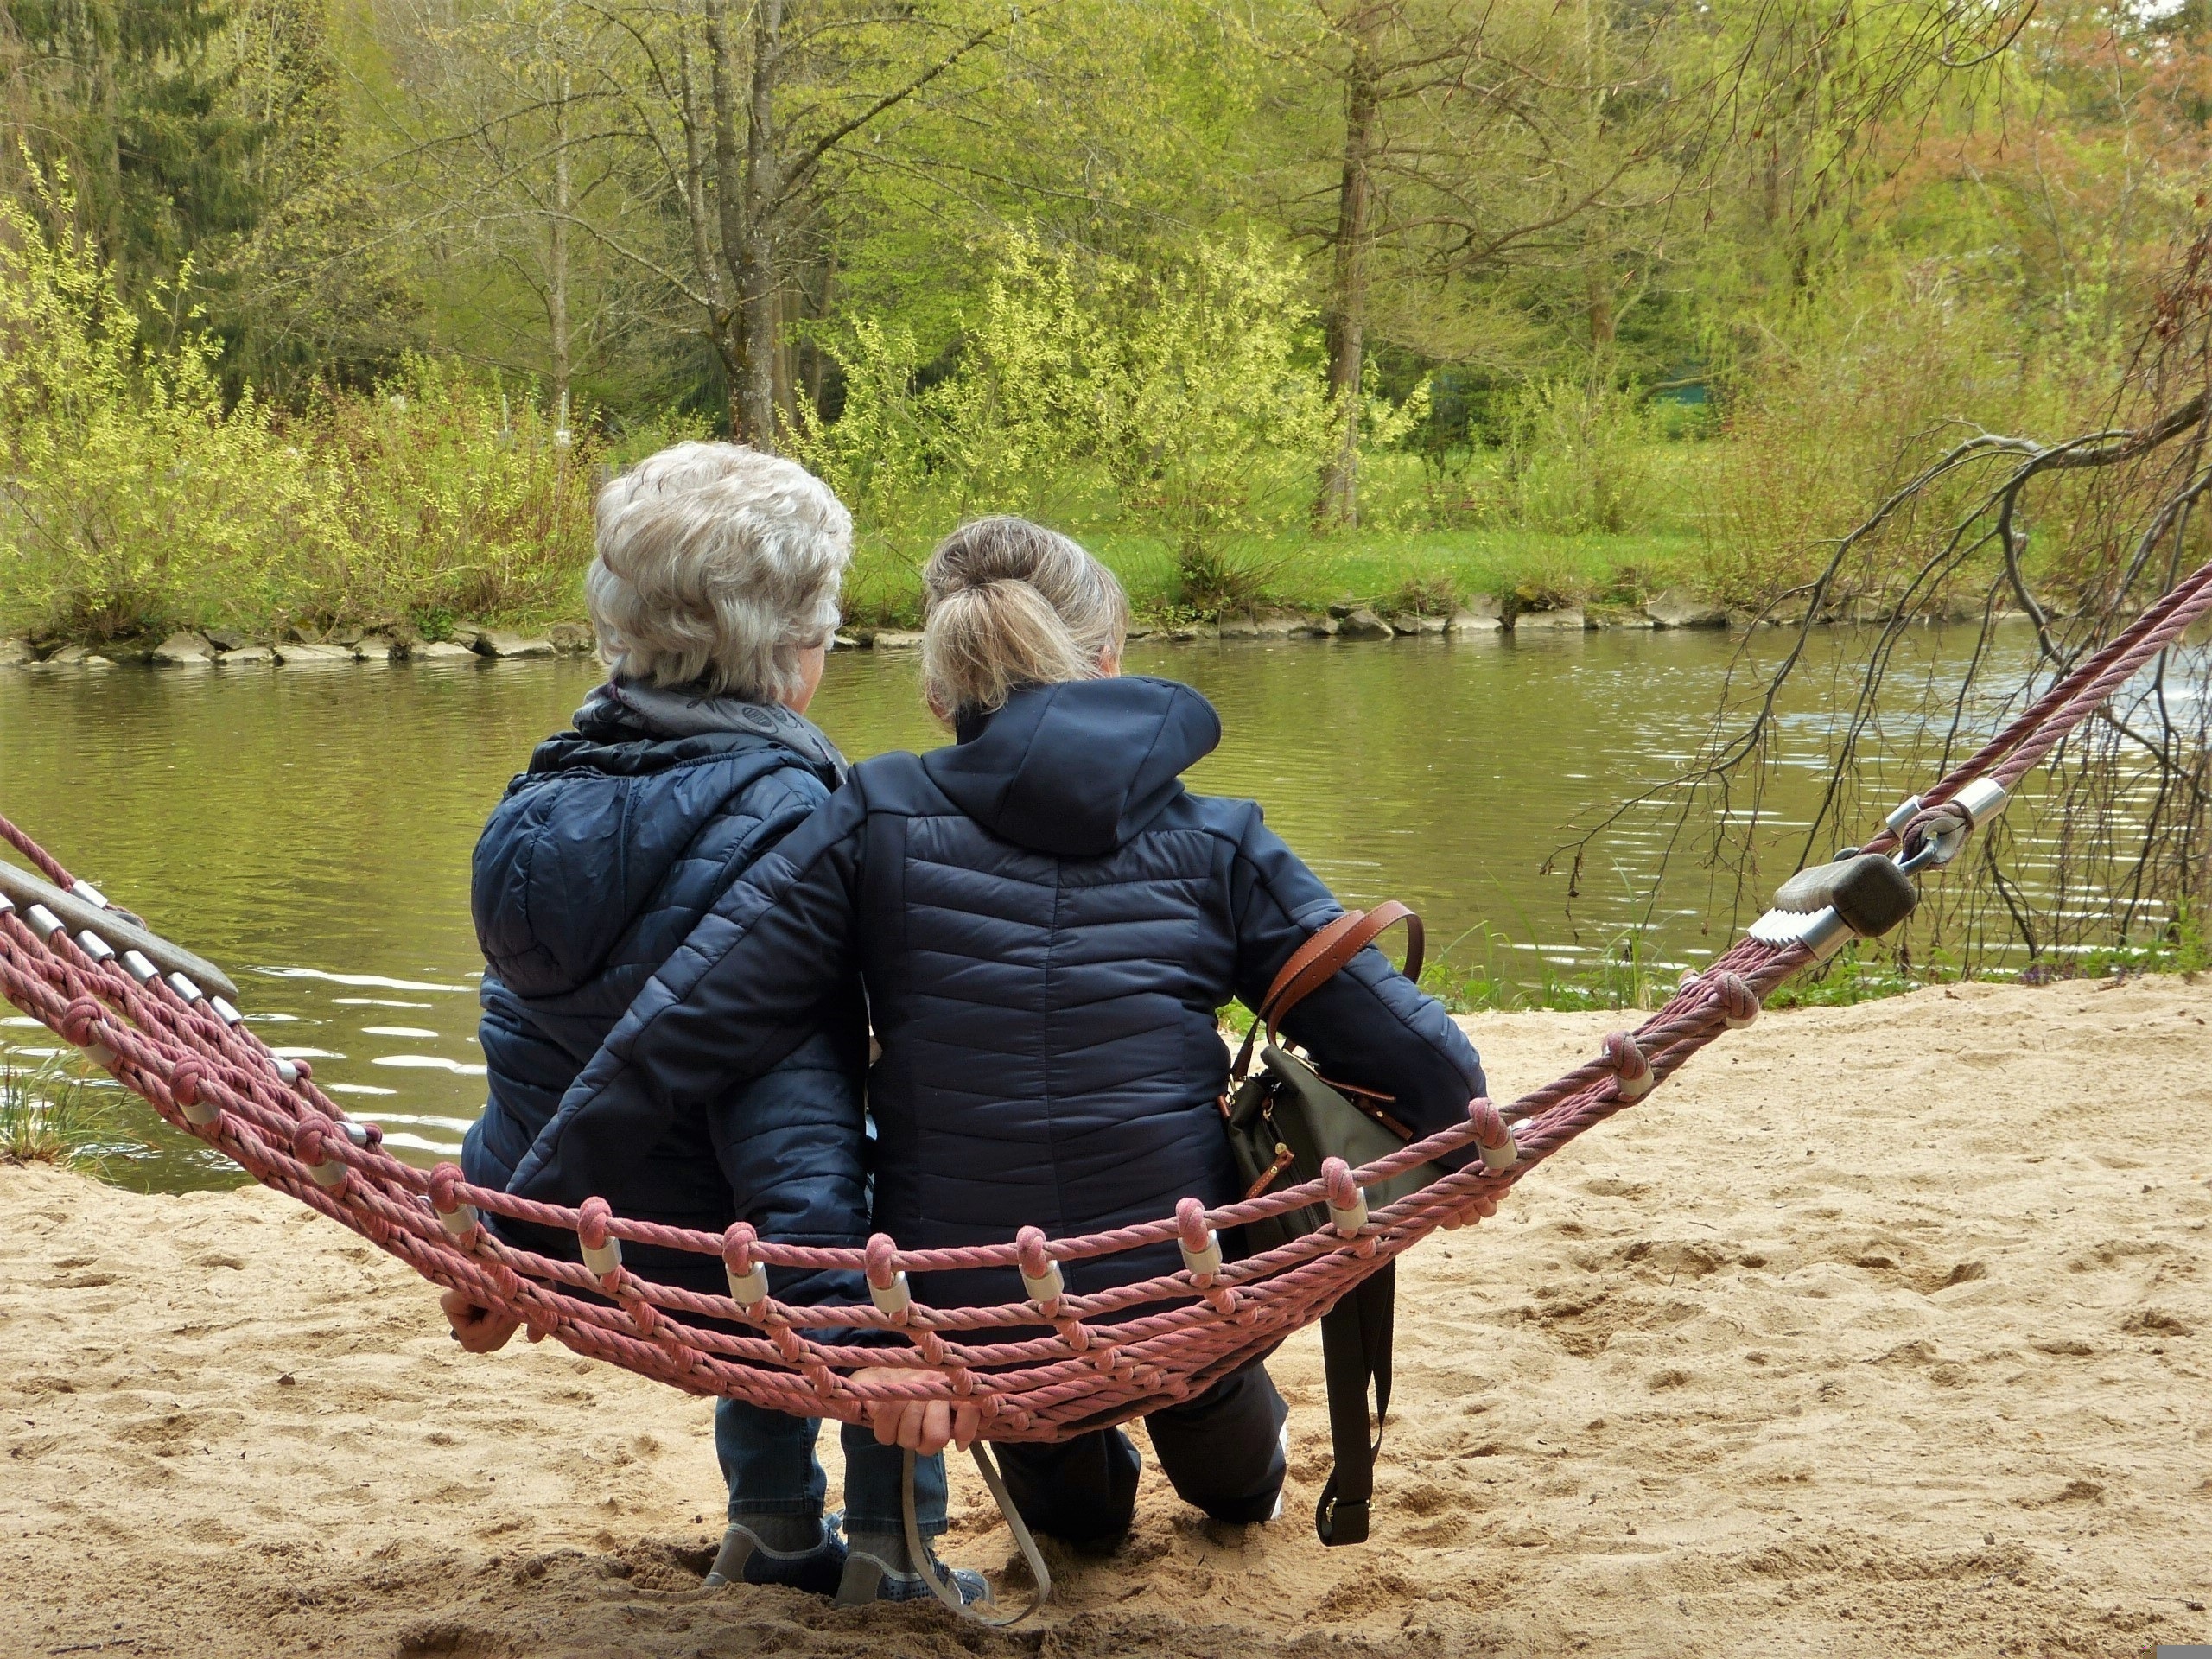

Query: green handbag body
(1224, 902), (1441, 1255)
(1228, 1045), (1444, 1254)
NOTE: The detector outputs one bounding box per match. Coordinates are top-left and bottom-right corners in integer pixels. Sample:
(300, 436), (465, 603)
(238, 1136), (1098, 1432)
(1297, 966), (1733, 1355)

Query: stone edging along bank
(0, 623), (599, 671)
(0, 589), (1751, 671)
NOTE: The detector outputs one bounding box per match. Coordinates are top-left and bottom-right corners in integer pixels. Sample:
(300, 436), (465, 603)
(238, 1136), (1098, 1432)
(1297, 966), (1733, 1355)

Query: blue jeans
(714, 1397), (947, 1539)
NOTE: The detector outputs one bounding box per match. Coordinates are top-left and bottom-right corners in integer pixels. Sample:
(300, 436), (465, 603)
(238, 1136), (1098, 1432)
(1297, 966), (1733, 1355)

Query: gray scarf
(579, 678), (847, 781)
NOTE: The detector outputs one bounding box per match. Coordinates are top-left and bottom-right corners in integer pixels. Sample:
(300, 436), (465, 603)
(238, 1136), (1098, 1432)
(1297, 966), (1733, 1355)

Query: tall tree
(381, 0), (613, 417)
(3, 0), (415, 394)
(1285, 0), (1717, 527)
(1281, 0), (2039, 527)
(467, 0), (1025, 446)
(214, 0), (417, 393)
(1, 0), (263, 296)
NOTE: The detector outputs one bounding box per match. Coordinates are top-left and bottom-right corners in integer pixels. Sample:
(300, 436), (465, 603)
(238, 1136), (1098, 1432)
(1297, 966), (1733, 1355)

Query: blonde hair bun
(921, 518), (1129, 715)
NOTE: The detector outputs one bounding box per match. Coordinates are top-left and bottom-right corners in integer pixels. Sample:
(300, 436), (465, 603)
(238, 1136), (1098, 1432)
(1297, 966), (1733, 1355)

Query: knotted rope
(4, 555), (2208, 1441)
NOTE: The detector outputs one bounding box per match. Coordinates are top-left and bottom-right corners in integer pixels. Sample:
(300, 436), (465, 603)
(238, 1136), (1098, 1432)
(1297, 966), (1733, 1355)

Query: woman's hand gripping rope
(441, 1288), (523, 1353)
(851, 1367), (983, 1455)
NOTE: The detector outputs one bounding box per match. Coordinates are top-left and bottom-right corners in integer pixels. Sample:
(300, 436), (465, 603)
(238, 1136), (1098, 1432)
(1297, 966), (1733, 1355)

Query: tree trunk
(674, 39), (739, 426)
(1580, 0), (1615, 360)
(774, 285), (797, 432)
(703, 0), (760, 442)
(1585, 225), (1616, 354)
(1314, 6), (1385, 531)
(737, 0), (785, 451)
(549, 68), (572, 435)
(804, 242), (838, 416)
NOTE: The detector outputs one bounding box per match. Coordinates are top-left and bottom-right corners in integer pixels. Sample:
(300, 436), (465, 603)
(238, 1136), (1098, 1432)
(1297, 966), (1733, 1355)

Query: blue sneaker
(704, 1516), (848, 1597)
(835, 1535), (989, 1606)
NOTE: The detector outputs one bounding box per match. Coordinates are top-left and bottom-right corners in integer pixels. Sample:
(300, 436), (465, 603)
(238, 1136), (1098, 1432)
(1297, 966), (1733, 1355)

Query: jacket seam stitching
(1041, 861), (1069, 1236)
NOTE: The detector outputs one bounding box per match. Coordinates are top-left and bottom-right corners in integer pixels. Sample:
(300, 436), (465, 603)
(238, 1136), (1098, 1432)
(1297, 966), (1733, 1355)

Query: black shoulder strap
(1313, 1261), (1395, 1546)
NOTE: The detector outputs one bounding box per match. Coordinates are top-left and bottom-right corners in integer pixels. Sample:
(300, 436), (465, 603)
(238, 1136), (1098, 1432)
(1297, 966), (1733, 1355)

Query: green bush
(0, 162), (631, 641)
(1694, 267), (2099, 615)
(308, 362), (604, 630)
(0, 163), (334, 638)
(803, 231), (1418, 612)
(1497, 377), (1668, 536)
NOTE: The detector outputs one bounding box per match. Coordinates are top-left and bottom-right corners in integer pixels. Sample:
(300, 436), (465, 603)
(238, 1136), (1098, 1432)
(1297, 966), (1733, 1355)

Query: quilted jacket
(462, 683), (868, 1303)
(512, 676), (1484, 1312)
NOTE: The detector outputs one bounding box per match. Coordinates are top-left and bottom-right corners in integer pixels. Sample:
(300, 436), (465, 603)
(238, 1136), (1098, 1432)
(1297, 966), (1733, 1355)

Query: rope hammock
(6, 547), (2212, 1604)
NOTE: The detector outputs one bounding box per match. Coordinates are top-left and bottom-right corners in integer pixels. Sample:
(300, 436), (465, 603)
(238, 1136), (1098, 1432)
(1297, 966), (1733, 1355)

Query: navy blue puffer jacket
(462, 684), (868, 1304)
(512, 677), (1484, 1313)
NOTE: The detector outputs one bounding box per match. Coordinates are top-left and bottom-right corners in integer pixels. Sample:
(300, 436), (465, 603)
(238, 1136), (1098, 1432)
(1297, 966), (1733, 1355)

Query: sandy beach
(3, 976), (2209, 1657)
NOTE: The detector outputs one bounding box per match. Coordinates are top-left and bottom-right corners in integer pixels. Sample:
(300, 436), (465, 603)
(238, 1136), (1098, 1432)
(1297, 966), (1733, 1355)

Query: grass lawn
(836, 442), (1715, 625)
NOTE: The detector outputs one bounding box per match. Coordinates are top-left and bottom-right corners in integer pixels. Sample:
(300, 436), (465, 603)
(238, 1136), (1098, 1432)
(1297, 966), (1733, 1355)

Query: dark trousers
(994, 1361), (1287, 1547)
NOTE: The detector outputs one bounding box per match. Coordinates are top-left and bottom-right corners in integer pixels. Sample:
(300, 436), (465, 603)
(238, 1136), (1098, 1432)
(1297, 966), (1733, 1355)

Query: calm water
(0, 628), (2049, 1190)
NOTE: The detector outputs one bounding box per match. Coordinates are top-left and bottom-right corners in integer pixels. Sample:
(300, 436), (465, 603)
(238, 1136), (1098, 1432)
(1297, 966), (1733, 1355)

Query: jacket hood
(475, 691), (840, 1000)
(567, 678), (847, 777)
(919, 676), (1220, 856)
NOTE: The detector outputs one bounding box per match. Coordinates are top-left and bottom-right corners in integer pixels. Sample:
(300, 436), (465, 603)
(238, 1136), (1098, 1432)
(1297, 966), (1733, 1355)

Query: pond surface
(0, 626), (2045, 1191)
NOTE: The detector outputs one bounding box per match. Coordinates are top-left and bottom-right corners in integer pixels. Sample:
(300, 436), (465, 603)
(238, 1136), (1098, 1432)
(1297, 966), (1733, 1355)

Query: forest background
(0, 0), (2203, 644)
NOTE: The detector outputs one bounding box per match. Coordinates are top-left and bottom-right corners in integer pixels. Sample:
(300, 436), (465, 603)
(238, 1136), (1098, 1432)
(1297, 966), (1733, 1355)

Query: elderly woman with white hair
(441, 442), (975, 1605)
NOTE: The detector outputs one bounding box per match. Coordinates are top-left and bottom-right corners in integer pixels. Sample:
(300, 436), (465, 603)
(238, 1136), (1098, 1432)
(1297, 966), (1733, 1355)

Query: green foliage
(1497, 378), (1668, 537)
(2056, 903), (2212, 984)
(1417, 927), (1669, 1014)
(1762, 907), (2212, 1010)
(0, 170), (625, 639)
(308, 362), (605, 627)
(0, 0), (406, 390)
(208, 0), (420, 394)
(1695, 264), (2095, 613)
(0, 160), (331, 639)
(808, 231), (1409, 610)
(1105, 233), (1340, 601)
(1, 0), (2204, 637)
(1, 0), (263, 295)
(1762, 945), (1933, 1009)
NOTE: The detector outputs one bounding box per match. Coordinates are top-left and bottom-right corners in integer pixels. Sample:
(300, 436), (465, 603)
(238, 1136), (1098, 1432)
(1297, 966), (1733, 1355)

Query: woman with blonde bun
(515, 516), (1485, 1550)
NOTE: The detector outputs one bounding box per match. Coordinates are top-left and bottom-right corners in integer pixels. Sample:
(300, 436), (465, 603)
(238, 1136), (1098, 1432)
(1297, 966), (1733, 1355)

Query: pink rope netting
(5, 550), (2212, 1441)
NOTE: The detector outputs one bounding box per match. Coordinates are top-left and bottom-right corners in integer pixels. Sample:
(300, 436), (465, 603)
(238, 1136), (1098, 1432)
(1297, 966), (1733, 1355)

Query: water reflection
(0, 627), (2060, 1191)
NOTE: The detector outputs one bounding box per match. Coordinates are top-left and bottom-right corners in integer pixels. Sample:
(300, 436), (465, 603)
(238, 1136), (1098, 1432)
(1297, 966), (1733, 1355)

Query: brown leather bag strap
(1265, 900), (1422, 1045)
(1262, 910), (1370, 1020)
(1232, 901), (1426, 1078)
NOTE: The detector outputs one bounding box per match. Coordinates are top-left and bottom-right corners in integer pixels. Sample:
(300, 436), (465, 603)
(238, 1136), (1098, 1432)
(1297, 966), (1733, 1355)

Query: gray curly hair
(586, 441), (850, 702)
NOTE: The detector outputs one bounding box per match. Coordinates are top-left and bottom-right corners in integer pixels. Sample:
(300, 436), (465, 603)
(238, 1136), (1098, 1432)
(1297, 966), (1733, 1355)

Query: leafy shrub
(1507, 548), (1596, 613)
(1385, 571), (1459, 617)
(0, 162), (340, 639)
(0, 162), (622, 639)
(1497, 377), (1662, 536)
(1695, 267), (2097, 614)
(804, 232), (1415, 611)
(311, 360), (602, 628)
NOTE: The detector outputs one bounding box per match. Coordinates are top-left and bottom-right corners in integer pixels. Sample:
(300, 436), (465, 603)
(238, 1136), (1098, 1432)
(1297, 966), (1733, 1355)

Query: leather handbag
(1223, 902), (1439, 1255)
(1219, 901), (1438, 1547)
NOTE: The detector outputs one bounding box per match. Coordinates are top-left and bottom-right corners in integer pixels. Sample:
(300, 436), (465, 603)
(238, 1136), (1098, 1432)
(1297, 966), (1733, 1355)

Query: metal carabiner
(1895, 825), (1962, 874)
